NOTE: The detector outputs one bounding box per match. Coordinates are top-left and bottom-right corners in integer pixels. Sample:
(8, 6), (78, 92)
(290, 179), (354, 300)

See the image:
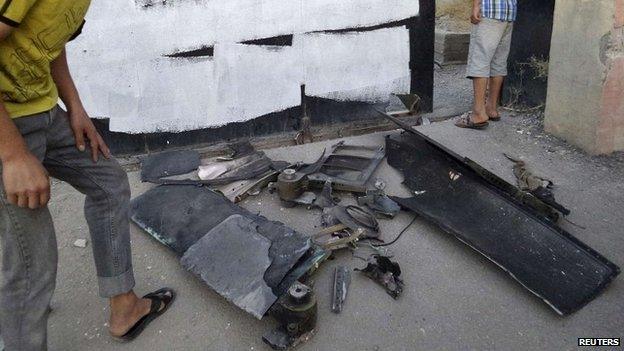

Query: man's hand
(471, 4), (482, 24)
(68, 108), (111, 162)
(2, 150), (50, 209)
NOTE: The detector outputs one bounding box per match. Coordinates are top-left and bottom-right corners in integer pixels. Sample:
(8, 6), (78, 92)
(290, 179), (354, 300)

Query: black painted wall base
(94, 97), (389, 155)
(502, 0), (555, 108)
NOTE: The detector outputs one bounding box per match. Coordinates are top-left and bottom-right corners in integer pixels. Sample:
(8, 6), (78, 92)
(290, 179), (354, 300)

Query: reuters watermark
(578, 338), (621, 347)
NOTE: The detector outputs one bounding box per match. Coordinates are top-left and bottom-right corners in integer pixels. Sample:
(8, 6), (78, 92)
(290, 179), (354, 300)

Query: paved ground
(41, 110), (624, 351)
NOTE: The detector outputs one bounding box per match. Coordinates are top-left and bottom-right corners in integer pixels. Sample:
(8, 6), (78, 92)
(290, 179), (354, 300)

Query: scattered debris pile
(131, 123), (620, 349)
(132, 141), (399, 350)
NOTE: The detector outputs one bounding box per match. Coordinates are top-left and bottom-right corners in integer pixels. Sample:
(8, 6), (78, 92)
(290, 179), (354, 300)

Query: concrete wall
(67, 0), (420, 134)
(545, 0), (624, 155)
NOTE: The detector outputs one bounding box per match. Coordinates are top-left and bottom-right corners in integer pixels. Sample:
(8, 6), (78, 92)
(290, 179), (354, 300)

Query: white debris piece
(73, 239), (88, 248)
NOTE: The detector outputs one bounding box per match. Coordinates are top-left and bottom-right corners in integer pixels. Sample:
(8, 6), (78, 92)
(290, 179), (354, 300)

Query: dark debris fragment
(356, 255), (404, 299)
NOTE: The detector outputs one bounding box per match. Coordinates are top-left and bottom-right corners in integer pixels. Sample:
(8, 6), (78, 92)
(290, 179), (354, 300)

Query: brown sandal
(455, 113), (489, 130)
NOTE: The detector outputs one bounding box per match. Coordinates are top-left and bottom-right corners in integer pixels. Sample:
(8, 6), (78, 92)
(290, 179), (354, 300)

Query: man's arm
(0, 23), (50, 209)
(471, 0), (482, 24)
(51, 48), (110, 162)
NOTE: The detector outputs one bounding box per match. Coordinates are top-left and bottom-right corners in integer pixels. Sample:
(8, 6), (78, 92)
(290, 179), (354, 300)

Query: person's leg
(41, 107), (151, 336)
(488, 22), (514, 119)
(465, 18), (509, 124)
(486, 76), (505, 119)
(0, 113), (58, 351)
(472, 77), (489, 123)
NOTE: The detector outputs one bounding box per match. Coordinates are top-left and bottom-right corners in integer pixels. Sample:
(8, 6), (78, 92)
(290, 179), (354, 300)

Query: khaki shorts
(466, 18), (514, 78)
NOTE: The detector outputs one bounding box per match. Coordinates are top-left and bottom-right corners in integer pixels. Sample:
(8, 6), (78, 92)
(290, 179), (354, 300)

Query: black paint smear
(140, 0), (168, 9)
(241, 35), (293, 47)
(165, 46), (214, 58)
(308, 18), (412, 35)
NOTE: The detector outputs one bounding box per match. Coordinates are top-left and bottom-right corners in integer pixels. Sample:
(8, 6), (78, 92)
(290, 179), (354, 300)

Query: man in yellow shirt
(0, 1), (174, 349)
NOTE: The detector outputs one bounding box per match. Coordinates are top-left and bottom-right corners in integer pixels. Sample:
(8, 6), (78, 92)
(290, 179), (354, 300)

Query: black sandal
(455, 113), (489, 130)
(112, 288), (176, 342)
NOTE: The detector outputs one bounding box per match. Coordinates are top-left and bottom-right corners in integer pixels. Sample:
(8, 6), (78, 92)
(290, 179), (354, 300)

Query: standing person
(0, 1), (175, 349)
(456, 0), (517, 129)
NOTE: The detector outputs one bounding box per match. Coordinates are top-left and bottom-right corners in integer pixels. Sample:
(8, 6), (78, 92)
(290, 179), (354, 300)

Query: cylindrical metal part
(277, 170), (308, 201)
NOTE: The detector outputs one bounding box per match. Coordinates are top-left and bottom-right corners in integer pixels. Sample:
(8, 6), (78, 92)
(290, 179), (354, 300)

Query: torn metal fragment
(313, 180), (337, 209)
(140, 150), (200, 182)
(291, 192), (317, 206)
(199, 152), (267, 180)
(229, 170), (280, 203)
(383, 128), (620, 315)
(181, 215), (277, 318)
(356, 255), (404, 299)
(357, 190), (401, 218)
(331, 266), (351, 313)
(322, 205), (380, 240)
(315, 227), (364, 251)
(302, 141), (385, 193)
(394, 93), (421, 113)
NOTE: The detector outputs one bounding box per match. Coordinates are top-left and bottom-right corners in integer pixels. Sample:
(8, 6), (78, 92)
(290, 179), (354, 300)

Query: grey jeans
(0, 106), (135, 351)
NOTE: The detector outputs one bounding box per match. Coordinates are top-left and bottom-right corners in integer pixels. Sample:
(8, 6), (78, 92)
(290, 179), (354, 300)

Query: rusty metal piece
(228, 170), (280, 203)
(317, 228), (365, 251)
(277, 169), (308, 202)
(295, 85), (313, 145)
(394, 93), (421, 114)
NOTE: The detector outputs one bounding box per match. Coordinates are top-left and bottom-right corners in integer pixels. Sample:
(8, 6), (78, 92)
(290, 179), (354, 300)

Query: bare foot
(109, 291), (153, 337)
(471, 109), (489, 124)
(486, 105), (500, 120)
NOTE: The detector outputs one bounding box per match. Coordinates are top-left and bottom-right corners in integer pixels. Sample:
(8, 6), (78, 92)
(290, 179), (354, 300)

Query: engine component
(277, 169), (308, 203)
(263, 282), (318, 350)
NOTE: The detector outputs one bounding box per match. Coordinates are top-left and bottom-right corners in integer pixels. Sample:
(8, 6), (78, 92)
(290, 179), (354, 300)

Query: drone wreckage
(129, 112), (619, 350)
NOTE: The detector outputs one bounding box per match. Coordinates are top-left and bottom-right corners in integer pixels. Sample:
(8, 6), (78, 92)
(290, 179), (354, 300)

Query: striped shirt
(481, 0), (518, 22)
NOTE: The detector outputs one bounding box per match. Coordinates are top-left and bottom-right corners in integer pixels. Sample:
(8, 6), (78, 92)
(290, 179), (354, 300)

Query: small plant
(517, 56), (549, 80)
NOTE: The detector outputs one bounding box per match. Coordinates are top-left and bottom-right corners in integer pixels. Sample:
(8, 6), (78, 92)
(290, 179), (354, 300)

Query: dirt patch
(436, 0), (472, 32)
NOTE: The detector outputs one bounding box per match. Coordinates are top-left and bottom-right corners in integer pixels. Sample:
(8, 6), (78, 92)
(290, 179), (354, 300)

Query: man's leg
(488, 22), (514, 119)
(472, 77), (490, 123)
(486, 76), (505, 119)
(465, 18), (509, 124)
(0, 114), (57, 351)
(41, 107), (151, 336)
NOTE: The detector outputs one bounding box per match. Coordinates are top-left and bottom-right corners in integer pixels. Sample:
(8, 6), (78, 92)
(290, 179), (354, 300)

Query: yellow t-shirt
(0, 0), (90, 118)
